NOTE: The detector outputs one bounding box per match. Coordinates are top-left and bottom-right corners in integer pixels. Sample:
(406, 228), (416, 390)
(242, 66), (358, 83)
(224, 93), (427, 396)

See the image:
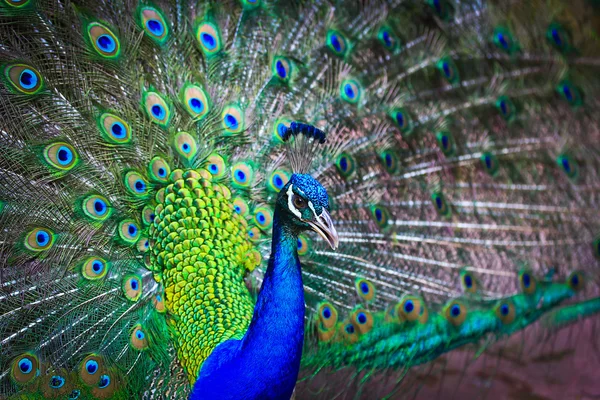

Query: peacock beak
(306, 209), (339, 250)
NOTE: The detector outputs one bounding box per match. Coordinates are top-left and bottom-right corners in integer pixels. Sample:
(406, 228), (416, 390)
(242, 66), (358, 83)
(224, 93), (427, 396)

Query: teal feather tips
(280, 122), (327, 174)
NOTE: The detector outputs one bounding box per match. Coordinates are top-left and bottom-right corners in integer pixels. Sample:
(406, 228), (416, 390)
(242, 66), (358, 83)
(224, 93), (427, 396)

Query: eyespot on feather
(92, 371), (117, 398)
(221, 104), (244, 134)
(122, 275), (142, 301)
(117, 219), (141, 244)
(11, 353), (39, 384)
(272, 56), (292, 82)
(196, 21), (222, 55)
(43, 142), (79, 171)
(495, 95), (516, 122)
(247, 226), (261, 242)
(180, 83), (210, 120)
(480, 152), (499, 176)
(98, 113), (131, 144)
(390, 108), (413, 135)
(130, 324), (149, 350)
(492, 26), (519, 55)
(495, 300), (516, 325)
(232, 197), (250, 216)
(556, 80), (583, 108)
(82, 194), (112, 221)
(378, 26), (400, 51)
(123, 171), (149, 197)
(556, 154), (579, 180)
(148, 157), (170, 183)
(137, 237), (149, 253)
(444, 301), (467, 326)
(519, 270), (536, 295)
(254, 206), (273, 231)
(273, 117), (292, 143)
(241, 0), (261, 9)
(336, 152), (356, 178)
(79, 355), (103, 386)
(370, 205), (390, 229)
(205, 154), (227, 179)
(267, 169), (290, 192)
(4, 0), (32, 8)
(297, 235), (311, 256)
(380, 150), (399, 174)
(340, 79), (361, 104)
(172, 132), (198, 162)
(355, 278), (375, 302)
(339, 320), (359, 344)
(25, 227), (55, 251)
(143, 91), (171, 127)
(546, 23), (572, 54)
(398, 295), (428, 323)
(431, 191), (451, 218)
(140, 6), (168, 43)
(3, 63), (43, 94)
(567, 271), (585, 291)
(436, 131), (456, 157)
(426, 0), (454, 20)
(350, 308), (374, 335)
(436, 57), (460, 84)
(82, 257), (108, 280)
(326, 30), (349, 57)
(153, 294), (166, 313)
(231, 162), (254, 188)
(41, 369), (71, 396)
(317, 302), (338, 329)
(142, 205), (156, 226)
(87, 22), (120, 58)
(460, 270), (478, 294)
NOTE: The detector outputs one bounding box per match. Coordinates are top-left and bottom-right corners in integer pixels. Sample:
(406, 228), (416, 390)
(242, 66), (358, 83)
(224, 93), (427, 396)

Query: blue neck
(240, 206), (305, 371)
(192, 207), (305, 399)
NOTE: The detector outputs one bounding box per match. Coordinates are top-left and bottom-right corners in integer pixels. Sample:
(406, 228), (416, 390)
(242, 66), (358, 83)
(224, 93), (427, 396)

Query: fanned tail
(0, 0), (599, 399)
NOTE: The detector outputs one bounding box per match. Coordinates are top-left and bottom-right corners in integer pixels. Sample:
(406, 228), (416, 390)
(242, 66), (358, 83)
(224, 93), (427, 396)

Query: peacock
(0, 0), (599, 399)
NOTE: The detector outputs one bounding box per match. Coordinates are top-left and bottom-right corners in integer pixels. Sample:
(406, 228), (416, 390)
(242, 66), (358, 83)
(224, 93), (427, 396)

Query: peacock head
(276, 173), (338, 250)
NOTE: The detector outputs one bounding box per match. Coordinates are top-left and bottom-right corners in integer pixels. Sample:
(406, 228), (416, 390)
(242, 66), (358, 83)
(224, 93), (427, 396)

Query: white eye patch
(287, 185), (302, 219)
(308, 199), (319, 219)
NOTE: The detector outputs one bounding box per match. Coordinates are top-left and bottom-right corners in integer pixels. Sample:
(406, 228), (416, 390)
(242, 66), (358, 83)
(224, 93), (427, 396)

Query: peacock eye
(292, 194), (306, 209)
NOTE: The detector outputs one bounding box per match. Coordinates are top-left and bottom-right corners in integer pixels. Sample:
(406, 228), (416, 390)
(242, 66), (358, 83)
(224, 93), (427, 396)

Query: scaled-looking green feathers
(0, 0), (599, 399)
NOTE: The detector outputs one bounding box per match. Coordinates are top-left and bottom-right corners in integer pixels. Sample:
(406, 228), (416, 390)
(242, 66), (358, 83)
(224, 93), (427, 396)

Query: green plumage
(0, 0), (599, 399)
